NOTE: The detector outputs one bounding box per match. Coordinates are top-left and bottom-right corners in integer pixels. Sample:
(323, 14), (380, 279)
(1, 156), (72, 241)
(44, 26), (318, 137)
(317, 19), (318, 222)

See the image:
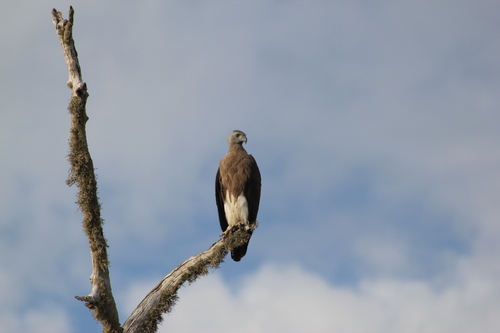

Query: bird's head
(228, 130), (247, 147)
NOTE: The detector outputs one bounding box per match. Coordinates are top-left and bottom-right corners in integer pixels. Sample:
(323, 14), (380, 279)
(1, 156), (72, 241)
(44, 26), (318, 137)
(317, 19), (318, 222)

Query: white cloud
(152, 263), (500, 333)
(0, 301), (72, 333)
(23, 304), (73, 333)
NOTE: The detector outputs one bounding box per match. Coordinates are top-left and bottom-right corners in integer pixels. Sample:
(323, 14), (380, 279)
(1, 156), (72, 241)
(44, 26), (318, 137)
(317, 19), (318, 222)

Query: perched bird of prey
(215, 130), (261, 262)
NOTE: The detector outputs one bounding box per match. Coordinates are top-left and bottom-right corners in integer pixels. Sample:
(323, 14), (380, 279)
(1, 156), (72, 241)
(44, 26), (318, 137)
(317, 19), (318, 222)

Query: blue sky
(1, 1), (500, 332)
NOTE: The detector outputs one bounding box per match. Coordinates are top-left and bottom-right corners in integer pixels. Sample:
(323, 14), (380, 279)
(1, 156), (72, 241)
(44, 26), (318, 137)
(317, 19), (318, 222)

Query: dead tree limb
(122, 221), (257, 333)
(52, 7), (122, 333)
(53, 7), (259, 333)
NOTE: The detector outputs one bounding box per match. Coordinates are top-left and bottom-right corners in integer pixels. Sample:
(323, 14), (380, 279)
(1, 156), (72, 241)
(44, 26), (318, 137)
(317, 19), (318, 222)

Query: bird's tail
(231, 231), (253, 262)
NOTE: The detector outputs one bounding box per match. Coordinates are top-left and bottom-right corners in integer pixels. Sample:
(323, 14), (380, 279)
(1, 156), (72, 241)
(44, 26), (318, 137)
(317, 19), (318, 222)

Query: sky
(1, 1), (500, 332)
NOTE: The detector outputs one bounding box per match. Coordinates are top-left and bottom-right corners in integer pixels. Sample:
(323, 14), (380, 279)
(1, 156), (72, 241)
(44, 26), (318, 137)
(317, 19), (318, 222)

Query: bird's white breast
(223, 191), (249, 228)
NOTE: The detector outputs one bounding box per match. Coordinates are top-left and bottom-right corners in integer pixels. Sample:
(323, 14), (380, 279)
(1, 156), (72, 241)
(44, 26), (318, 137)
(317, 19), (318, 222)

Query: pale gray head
(228, 130), (247, 147)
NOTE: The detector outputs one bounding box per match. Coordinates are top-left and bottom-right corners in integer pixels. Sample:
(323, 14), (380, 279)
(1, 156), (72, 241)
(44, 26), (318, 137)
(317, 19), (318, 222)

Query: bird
(215, 130), (261, 262)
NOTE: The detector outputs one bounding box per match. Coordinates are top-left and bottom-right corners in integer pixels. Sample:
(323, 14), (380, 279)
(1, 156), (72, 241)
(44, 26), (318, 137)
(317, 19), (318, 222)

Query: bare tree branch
(52, 7), (122, 333)
(53, 7), (259, 333)
(123, 221), (257, 333)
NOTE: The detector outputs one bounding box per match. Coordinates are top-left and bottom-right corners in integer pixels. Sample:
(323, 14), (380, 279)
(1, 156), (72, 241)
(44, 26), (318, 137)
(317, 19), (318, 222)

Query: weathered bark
(52, 7), (122, 333)
(122, 221), (257, 333)
(53, 7), (259, 333)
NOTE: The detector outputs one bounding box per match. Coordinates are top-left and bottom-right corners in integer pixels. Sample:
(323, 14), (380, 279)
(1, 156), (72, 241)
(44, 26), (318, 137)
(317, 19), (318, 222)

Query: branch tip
(69, 6), (75, 24)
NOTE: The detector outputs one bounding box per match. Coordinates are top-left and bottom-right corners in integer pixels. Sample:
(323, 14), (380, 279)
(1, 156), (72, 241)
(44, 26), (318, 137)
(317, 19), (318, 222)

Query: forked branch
(53, 7), (258, 333)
